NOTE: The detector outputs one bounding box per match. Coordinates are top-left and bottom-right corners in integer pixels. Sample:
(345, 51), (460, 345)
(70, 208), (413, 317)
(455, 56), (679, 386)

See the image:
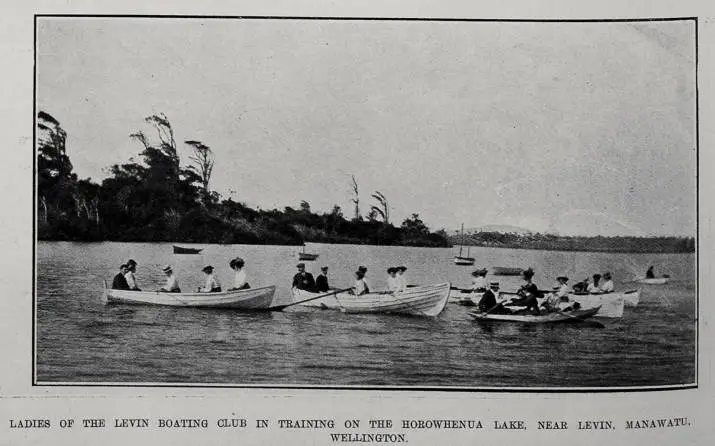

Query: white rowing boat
(293, 283), (451, 317)
(567, 293), (625, 318)
(635, 277), (669, 285)
(103, 281), (276, 309)
(468, 306), (601, 324)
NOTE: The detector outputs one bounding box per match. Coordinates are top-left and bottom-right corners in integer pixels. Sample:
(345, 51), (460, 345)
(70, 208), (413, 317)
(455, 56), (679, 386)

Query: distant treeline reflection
(449, 232), (695, 253)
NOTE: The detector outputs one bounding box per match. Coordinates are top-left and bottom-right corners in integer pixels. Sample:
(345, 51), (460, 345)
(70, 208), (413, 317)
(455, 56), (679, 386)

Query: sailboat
(298, 244), (319, 261)
(453, 223), (475, 266)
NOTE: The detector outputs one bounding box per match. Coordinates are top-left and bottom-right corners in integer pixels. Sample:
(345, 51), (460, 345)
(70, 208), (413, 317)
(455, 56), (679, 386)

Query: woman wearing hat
(353, 269), (370, 296)
(228, 258), (250, 290)
(508, 268), (540, 314)
(125, 259), (141, 291)
(600, 272), (614, 293)
(587, 274), (602, 293)
(158, 265), (181, 293)
(386, 267), (399, 293)
(198, 265), (222, 293)
(395, 266), (407, 293)
(470, 268), (488, 293)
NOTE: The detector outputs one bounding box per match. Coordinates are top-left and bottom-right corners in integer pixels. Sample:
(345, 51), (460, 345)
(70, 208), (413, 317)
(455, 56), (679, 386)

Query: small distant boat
(173, 245), (203, 255)
(635, 277), (669, 285)
(468, 306), (601, 324)
(292, 283), (451, 317)
(453, 224), (475, 266)
(103, 282), (276, 309)
(298, 245), (319, 261)
(492, 266), (523, 276)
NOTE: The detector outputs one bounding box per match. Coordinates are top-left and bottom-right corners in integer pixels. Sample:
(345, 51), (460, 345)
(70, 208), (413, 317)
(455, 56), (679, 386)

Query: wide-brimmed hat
(358, 265), (368, 273)
(397, 266), (407, 272)
(603, 272), (612, 279)
(120, 263), (127, 269)
(202, 265), (214, 273)
(593, 273), (601, 279)
(296, 263), (306, 268)
(557, 276), (569, 282)
(127, 259), (137, 266)
(161, 265), (173, 273)
(387, 267), (395, 274)
(321, 266), (328, 271)
(522, 268), (535, 279)
(355, 270), (365, 277)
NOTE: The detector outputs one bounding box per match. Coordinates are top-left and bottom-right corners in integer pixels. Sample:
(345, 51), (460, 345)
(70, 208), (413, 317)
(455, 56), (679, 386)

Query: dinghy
(173, 245), (203, 254)
(468, 306), (600, 324)
(635, 277), (669, 285)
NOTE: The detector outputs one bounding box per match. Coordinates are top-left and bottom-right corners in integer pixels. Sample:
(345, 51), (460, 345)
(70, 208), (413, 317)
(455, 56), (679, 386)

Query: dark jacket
(478, 290), (497, 313)
(315, 274), (329, 292)
(292, 272), (316, 291)
(111, 273), (130, 290)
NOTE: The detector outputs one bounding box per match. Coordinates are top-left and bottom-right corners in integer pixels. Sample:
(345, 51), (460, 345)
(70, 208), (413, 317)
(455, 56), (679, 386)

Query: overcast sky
(36, 18), (696, 236)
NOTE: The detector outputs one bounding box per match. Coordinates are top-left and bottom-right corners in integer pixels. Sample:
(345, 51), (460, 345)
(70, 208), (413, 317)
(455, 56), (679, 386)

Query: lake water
(36, 241), (696, 388)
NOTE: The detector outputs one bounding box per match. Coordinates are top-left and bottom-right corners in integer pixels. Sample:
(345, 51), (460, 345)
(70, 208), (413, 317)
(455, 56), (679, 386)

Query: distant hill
(452, 224), (533, 235)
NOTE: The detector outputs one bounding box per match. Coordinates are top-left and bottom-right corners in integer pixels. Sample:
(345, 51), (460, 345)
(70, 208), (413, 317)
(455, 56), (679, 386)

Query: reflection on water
(36, 241), (695, 387)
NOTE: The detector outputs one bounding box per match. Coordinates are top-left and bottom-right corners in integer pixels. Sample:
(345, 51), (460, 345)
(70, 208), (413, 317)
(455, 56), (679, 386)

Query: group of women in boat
(291, 263), (409, 296)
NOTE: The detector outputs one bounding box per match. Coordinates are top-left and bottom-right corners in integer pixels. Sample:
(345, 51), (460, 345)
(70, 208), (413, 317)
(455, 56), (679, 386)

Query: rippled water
(36, 241), (696, 387)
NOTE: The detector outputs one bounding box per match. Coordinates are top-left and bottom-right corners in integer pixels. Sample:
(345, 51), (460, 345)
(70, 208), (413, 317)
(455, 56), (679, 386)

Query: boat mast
(458, 223), (464, 257)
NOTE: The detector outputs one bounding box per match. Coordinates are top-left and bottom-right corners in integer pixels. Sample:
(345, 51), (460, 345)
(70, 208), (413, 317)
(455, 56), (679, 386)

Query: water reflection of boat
(103, 281), (276, 309)
(492, 266), (523, 276)
(173, 245), (203, 254)
(468, 306), (601, 324)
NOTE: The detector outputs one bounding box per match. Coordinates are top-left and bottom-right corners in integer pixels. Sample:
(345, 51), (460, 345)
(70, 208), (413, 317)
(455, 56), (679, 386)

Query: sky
(36, 18), (696, 236)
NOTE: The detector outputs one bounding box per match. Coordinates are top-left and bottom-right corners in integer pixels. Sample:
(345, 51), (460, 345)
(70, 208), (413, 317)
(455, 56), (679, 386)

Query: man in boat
(478, 282), (509, 314)
(386, 267), (399, 292)
(292, 263), (316, 292)
(124, 259), (140, 291)
(159, 265), (181, 293)
(470, 268), (488, 292)
(198, 265), (222, 292)
(600, 272), (614, 293)
(353, 269), (370, 296)
(646, 266), (655, 279)
(228, 257), (250, 290)
(587, 274), (602, 293)
(395, 266), (408, 292)
(507, 268), (541, 314)
(111, 264), (130, 290)
(315, 266), (330, 292)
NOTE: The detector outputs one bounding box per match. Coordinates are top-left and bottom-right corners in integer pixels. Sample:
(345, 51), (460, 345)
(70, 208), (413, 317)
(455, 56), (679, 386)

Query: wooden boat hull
(294, 283), (451, 317)
(104, 284), (276, 309)
(469, 306), (600, 324)
(298, 253), (319, 261)
(568, 294), (625, 318)
(492, 266), (523, 276)
(453, 256), (476, 266)
(635, 277), (669, 285)
(173, 245), (203, 254)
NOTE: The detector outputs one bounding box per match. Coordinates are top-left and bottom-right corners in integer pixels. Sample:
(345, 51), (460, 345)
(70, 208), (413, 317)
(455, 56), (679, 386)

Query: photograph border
(32, 14), (700, 392)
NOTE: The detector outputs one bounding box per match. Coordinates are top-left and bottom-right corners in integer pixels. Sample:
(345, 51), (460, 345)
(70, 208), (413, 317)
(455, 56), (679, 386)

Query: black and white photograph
(34, 16), (697, 389)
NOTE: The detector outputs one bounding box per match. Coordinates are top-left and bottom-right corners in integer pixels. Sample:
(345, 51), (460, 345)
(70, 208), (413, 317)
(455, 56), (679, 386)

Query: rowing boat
(635, 277), (669, 285)
(173, 245), (203, 254)
(293, 283), (451, 317)
(492, 266), (523, 276)
(103, 281), (276, 309)
(567, 293), (625, 318)
(468, 306), (600, 324)
(577, 289), (640, 307)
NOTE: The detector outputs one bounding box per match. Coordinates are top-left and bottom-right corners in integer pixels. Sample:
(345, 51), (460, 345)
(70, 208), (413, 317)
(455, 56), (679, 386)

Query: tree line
(36, 111), (450, 247)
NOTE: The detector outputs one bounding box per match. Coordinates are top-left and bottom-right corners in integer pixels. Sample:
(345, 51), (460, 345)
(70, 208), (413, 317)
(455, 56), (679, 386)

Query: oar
(269, 288), (353, 311)
(556, 306), (604, 328)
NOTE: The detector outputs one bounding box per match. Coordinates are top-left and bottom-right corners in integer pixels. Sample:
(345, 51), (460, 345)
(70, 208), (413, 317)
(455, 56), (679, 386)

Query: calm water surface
(36, 241), (696, 387)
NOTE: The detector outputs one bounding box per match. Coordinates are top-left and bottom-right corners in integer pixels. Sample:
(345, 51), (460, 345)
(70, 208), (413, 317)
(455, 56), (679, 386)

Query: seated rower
(470, 268), (488, 292)
(587, 274), (602, 293)
(386, 267), (399, 293)
(315, 266), (330, 292)
(159, 265), (181, 293)
(542, 276), (572, 312)
(198, 265), (222, 292)
(229, 257), (251, 290)
(600, 272), (614, 293)
(572, 277), (589, 294)
(478, 282), (509, 314)
(353, 269), (370, 296)
(646, 266), (655, 279)
(508, 268), (541, 314)
(111, 264), (130, 290)
(292, 263), (316, 291)
(395, 266), (407, 292)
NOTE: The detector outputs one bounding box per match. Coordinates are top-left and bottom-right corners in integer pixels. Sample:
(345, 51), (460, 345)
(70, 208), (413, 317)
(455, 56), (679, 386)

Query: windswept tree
(369, 190), (390, 224)
(185, 140), (215, 204)
(350, 175), (361, 221)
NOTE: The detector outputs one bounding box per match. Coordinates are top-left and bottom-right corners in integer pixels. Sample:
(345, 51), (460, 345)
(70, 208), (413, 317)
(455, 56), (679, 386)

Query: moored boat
(468, 306), (600, 324)
(173, 245), (203, 254)
(103, 282), (276, 309)
(492, 266), (523, 276)
(453, 224), (476, 266)
(298, 245), (319, 261)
